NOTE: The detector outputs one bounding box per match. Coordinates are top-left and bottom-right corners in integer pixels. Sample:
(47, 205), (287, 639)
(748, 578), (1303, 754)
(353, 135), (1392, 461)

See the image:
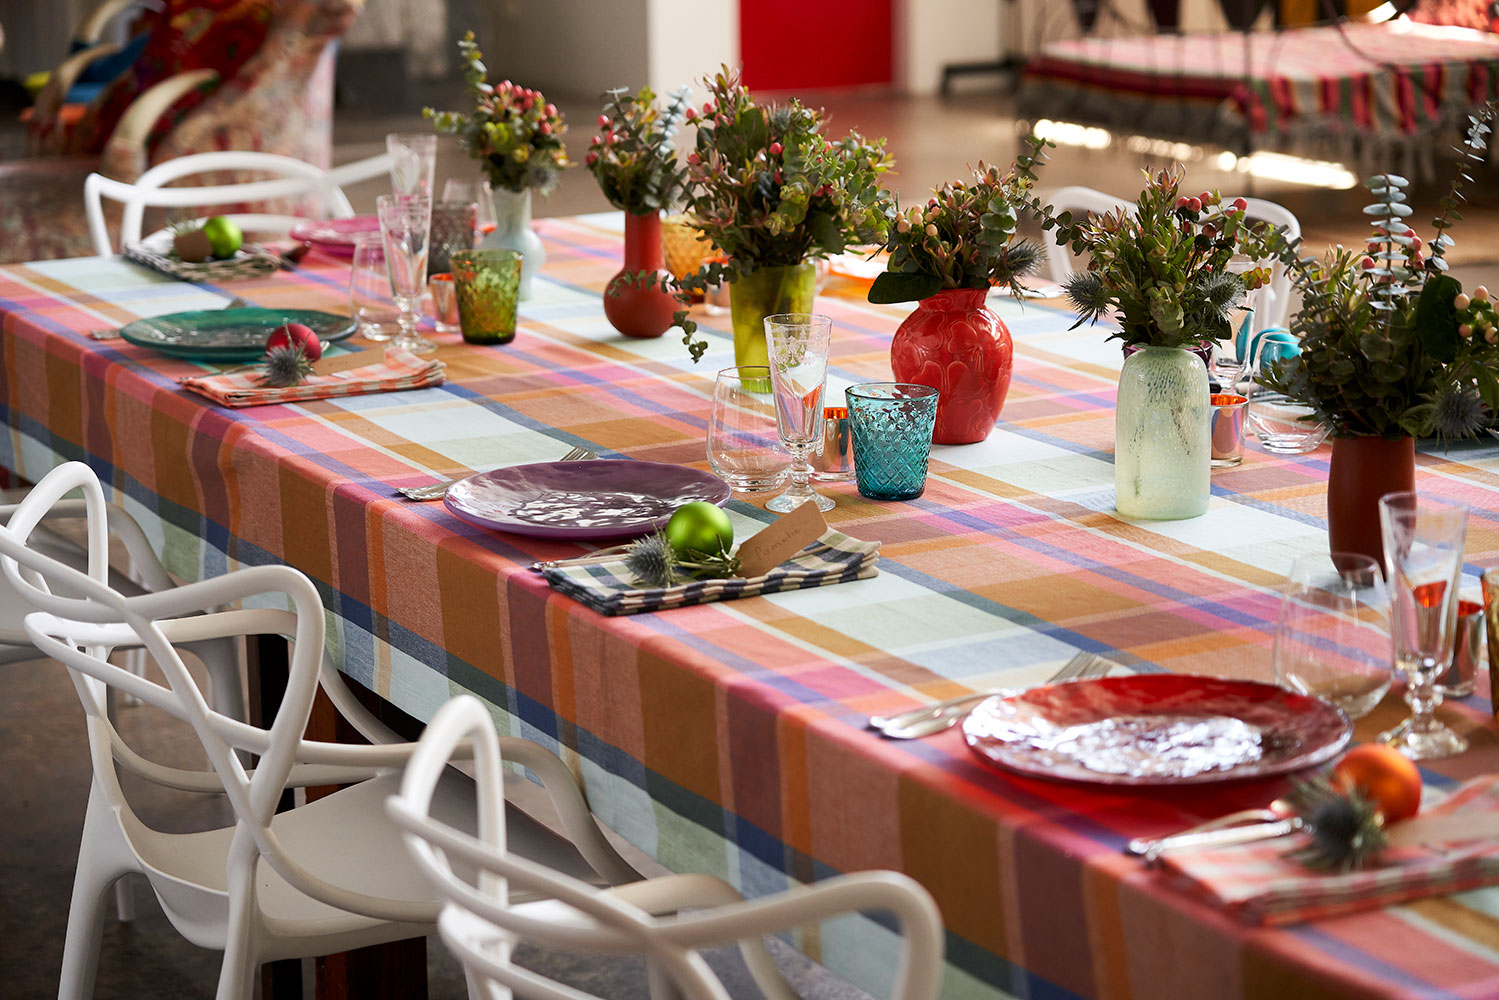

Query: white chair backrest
(1044, 185), (1135, 285)
(84, 151), (363, 255)
(0, 461), (436, 925)
(1235, 196), (1301, 331)
(389, 695), (944, 1000)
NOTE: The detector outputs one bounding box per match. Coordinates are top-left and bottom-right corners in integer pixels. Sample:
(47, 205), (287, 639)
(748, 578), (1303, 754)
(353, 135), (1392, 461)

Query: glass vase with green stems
(728, 263), (817, 368)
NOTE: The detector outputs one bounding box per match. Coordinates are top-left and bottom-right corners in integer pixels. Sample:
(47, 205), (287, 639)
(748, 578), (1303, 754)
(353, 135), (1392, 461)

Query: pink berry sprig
(1456, 285), (1497, 344)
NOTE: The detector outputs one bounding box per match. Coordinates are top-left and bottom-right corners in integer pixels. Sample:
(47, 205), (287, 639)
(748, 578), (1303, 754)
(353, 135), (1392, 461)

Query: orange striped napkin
(1161, 776), (1499, 925)
(178, 349), (445, 408)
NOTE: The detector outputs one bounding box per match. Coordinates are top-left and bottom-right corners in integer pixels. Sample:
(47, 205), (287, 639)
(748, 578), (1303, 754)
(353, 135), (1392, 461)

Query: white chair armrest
(33, 42), (123, 122)
(77, 0), (146, 45)
(107, 67), (218, 157)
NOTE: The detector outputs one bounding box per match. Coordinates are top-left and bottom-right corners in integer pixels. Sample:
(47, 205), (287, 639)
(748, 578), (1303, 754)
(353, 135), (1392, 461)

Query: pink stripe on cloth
(1161, 776), (1499, 926)
(177, 349), (445, 408)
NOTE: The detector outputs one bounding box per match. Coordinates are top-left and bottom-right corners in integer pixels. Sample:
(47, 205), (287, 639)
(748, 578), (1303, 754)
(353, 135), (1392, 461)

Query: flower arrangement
(668, 67), (895, 360)
(868, 135), (1053, 305)
(424, 32), (569, 195)
(585, 85), (692, 216)
(1051, 164), (1284, 348)
(1259, 106), (1497, 441)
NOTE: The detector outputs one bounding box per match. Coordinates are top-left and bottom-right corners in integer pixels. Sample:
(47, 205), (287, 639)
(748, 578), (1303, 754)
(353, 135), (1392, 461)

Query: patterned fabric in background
(1409, 0), (1499, 32)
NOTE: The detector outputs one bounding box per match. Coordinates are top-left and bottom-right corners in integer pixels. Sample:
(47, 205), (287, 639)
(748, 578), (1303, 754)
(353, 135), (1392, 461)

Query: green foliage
(661, 66), (894, 360)
(1260, 104), (1498, 441)
(585, 85), (691, 215)
(424, 32), (570, 195)
(1046, 165), (1286, 349)
(868, 135), (1054, 305)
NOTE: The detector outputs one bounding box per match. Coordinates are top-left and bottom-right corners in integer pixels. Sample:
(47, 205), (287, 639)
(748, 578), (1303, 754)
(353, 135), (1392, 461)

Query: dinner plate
(443, 460), (732, 541)
(118, 308), (357, 360)
(289, 216), (381, 257)
(963, 674), (1351, 786)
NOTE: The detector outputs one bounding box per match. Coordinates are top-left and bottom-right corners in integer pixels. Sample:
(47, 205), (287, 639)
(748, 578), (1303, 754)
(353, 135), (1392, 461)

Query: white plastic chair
(0, 462), (641, 1000)
(82, 151), (392, 255)
(1043, 185), (1135, 285)
(389, 695), (946, 1000)
(1236, 196), (1301, 332)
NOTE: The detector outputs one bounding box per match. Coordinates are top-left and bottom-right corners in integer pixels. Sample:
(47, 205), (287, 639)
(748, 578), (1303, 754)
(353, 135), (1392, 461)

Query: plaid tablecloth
(7, 213), (1499, 1000)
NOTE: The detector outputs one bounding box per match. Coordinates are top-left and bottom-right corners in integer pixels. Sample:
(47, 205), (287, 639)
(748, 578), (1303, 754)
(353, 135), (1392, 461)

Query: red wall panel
(739, 0), (894, 89)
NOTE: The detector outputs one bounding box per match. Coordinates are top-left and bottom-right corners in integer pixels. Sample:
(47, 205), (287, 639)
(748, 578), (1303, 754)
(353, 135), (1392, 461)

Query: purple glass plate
(963, 674), (1351, 786)
(289, 216), (381, 258)
(443, 460), (732, 541)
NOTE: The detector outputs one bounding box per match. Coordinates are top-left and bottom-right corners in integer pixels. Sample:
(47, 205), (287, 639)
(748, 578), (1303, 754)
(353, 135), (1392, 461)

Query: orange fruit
(1333, 744), (1421, 822)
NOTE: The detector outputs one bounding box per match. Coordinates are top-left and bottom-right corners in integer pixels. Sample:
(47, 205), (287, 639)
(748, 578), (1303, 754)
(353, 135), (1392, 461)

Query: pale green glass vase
(1114, 345), (1211, 520)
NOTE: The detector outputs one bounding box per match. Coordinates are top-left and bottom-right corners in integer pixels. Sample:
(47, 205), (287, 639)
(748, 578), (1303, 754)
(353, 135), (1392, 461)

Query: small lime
(664, 501), (733, 557)
(201, 216), (243, 259)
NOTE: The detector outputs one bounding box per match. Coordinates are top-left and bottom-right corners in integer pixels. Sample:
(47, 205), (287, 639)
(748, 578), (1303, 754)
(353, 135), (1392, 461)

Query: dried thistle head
(624, 530), (676, 587)
(260, 345), (316, 388)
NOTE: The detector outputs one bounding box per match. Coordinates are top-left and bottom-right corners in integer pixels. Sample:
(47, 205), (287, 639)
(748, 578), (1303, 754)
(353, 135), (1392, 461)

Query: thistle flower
(260, 345), (316, 388)
(624, 531), (677, 587)
(1287, 772), (1387, 873)
(1431, 385), (1487, 439)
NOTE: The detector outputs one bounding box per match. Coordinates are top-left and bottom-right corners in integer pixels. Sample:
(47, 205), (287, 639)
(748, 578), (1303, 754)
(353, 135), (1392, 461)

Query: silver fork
(397, 446), (597, 501)
(871, 651), (1112, 740)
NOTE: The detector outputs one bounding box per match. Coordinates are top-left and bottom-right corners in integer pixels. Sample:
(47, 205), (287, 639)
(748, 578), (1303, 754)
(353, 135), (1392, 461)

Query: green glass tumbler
(450, 249), (522, 345)
(846, 383), (940, 501)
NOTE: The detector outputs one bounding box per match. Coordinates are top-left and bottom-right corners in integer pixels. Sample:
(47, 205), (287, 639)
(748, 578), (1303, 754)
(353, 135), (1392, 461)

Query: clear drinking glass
(1246, 387), (1330, 454)
(349, 235), (399, 341)
(443, 177), (496, 230)
(376, 193), (434, 355)
(707, 366), (791, 493)
(765, 314), (835, 513)
(1379, 491), (1470, 758)
(1273, 552), (1392, 719)
(386, 133), (437, 198)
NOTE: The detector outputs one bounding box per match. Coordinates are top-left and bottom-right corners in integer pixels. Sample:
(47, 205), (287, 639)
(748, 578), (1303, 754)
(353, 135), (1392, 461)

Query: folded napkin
(1162, 776), (1499, 925)
(178, 350), (444, 408)
(539, 530), (880, 616)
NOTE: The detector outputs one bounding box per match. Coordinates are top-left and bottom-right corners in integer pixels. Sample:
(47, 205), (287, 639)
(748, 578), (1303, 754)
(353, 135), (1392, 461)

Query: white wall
(646, 0), (738, 98)
(897, 0), (1002, 96)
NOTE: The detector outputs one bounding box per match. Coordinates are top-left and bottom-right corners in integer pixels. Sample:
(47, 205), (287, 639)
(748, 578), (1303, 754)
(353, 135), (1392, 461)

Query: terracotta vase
(890, 288), (1012, 444)
(603, 211), (677, 339)
(1327, 435), (1416, 567)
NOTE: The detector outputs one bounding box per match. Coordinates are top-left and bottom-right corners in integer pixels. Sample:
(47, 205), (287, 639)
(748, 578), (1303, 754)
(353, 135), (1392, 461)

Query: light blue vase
(1114, 345), (1210, 520)
(481, 185), (545, 300)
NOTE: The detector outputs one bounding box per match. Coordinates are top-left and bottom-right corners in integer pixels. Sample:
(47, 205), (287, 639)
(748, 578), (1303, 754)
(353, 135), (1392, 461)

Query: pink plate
(962, 674), (1351, 786)
(289, 216), (381, 258)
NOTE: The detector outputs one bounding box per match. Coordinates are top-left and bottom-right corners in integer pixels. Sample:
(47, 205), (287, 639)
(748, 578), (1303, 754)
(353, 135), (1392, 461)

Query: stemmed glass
(765, 314), (834, 513)
(1273, 552), (1391, 719)
(386, 133), (436, 199)
(1379, 491), (1470, 758)
(376, 193), (434, 355)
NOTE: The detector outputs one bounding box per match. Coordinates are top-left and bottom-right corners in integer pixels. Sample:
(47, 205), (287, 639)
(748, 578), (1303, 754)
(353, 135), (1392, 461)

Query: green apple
(201, 216), (243, 259)
(664, 501), (733, 557)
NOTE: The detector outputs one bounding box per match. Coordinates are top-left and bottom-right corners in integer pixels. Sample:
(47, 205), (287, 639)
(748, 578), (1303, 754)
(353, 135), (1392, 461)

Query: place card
(737, 501), (828, 578)
(1386, 809), (1499, 849)
(312, 344), (386, 376)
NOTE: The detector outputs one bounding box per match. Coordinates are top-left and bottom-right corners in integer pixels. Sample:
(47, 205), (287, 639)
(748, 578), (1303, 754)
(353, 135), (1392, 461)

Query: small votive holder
(1210, 393), (1248, 468)
(1483, 570), (1499, 715)
(1442, 598), (1485, 698)
(429, 200), (478, 275)
(812, 406), (855, 482)
(846, 383), (939, 501)
(429, 274), (460, 334)
(449, 249), (522, 345)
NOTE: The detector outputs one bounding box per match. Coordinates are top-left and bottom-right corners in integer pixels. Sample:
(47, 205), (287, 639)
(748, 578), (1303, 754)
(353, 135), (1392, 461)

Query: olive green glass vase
(728, 262), (817, 367)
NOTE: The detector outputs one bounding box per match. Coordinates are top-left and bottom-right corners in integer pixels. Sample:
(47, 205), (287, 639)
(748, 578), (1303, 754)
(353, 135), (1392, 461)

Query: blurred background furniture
(0, 0), (363, 264)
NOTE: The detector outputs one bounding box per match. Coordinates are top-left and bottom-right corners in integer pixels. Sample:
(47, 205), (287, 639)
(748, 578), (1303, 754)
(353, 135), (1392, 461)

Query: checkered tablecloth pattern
(8, 213), (1499, 1000)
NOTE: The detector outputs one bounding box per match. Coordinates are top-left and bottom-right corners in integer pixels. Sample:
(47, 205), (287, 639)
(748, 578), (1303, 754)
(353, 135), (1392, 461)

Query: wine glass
(707, 366), (790, 493)
(1379, 491), (1470, 758)
(1273, 552), (1391, 719)
(764, 314), (834, 513)
(386, 133), (436, 198)
(376, 193), (434, 355)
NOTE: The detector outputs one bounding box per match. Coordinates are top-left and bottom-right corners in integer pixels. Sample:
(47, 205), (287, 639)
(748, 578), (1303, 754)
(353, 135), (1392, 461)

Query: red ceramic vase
(604, 211), (678, 339)
(890, 288), (1013, 444)
(1326, 435), (1416, 567)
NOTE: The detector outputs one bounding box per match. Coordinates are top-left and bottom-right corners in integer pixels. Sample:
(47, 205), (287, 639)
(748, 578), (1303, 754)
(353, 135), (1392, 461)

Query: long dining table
(7, 213), (1499, 999)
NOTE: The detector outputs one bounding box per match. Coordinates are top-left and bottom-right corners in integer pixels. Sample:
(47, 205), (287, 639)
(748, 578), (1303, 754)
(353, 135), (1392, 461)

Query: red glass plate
(289, 216), (381, 258)
(962, 674), (1351, 786)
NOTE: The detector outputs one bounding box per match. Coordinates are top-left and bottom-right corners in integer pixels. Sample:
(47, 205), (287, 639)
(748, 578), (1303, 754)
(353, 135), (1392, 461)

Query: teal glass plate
(118, 308), (357, 361)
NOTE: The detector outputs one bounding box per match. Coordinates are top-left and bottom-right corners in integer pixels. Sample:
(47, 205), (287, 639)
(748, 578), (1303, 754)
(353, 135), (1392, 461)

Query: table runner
(7, 214), (1499, 999)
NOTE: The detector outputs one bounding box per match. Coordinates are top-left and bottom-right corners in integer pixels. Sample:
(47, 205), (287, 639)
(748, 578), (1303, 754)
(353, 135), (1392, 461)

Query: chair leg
(120, 649), (146, 707)
(113, 876), (135, 924)
(216, 841), (262, 1000)
(59, 792), (132, 1000)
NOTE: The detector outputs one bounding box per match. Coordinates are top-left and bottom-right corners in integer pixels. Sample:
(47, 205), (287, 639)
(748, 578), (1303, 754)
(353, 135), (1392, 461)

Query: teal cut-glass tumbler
(846, 383), (940, 501)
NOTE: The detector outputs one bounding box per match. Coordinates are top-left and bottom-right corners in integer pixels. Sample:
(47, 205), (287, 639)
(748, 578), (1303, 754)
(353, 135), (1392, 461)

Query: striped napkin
(178, 349), (444, 407)
(539, 530), (880, 616)
(1161, 776), (1499, 925)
